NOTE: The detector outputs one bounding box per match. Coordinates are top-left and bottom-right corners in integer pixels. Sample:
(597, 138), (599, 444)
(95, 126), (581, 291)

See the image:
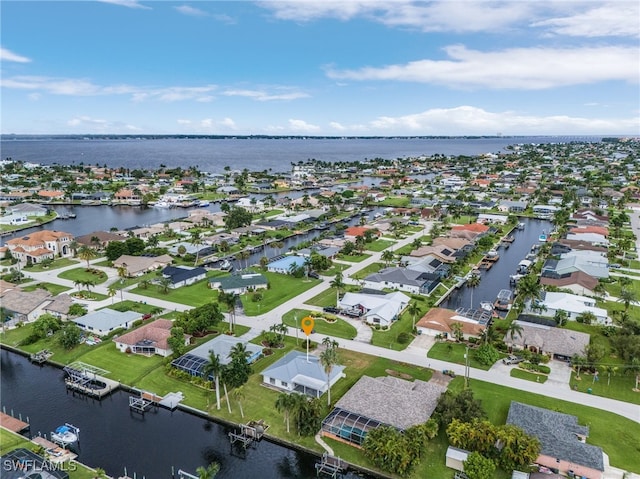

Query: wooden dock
(32, 436), (77, 463)
(0, 412), (29, 433)
(30, 349), (53, 364)
(228, 420), (269, 449)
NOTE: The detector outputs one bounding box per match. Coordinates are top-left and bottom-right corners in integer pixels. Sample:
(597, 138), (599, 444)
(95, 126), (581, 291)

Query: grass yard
(282, 309), (357, 340)
(335, 253), (371, 263)
(240, 272), (321, 316)
(22, 257), (79, 272)
(0, 428), (30, 455)
(351, 262), (385, 280)
(110, 270), (160, 289)
(304, 287), (338, 308)
(22, 282), (71, 295)
(366, 239), (395, 252)
(570, 371), (640, 405)
(105, 300), (164, 315)
(58, 267), (108, 285)
(427, 341), (494, 370)
(131, 276), (218, 306)
(79, 342), (167, 384)
(319, 262), (351, 277)
(370, 310), (418, 351)
(511, 368), (548, 383)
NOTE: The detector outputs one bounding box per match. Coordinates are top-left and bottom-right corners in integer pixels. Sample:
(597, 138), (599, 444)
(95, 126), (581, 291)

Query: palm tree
(602, 365), (618, 386)
(158, 277), (172, 294)
(330, 272), (345, 308)
(202, 352), (223, 410)
(107, 285), (117, 304)
(139, 279), (151, 290)
(319, 346), (338, 406)
(195, 462), (220, 479)
(230, 342), (250, 364)
(381, 250), (395, 267)
(233, 386), (245, 419)
(275, 392), (297, 434)
(191, 230), (203, 266)
(77, 244), (98, 270)
(516, 274), (542, 309)
(553, 310), (568, 326)
(407, 301), (421, 331)
(618, 288), (637, 311)
(466, 273), (481, 309)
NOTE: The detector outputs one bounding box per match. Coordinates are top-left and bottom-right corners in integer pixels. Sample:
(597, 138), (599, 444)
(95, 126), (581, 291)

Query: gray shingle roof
(261, 351), (344, 390)
(506, 401), (604, 472)
(504, 321), (589, 358)
(334, 375), (446, 430)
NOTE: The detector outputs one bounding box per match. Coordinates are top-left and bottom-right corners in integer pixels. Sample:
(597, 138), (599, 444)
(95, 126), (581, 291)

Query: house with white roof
(261, 350), (345, 398)
(73, 308), (143, 336)
(338, 291), (410, 328)
(530, 292), (609, 325)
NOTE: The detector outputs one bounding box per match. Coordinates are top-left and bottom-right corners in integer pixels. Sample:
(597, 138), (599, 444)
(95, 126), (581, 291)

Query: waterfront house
(503, 320), (589, 361)
(506, 402), (604, 479)
(261, 350), (345, 398)
(338, 291), (410, 328)
(209, 273), (268, 294)
(75, 230), (126, 249)
(172, 335), (263, 377)
(6, 203), (48, 217)
(113, 254), (173, 277)
(539, 271), (598, 296)
(37, 189), (65, 201)
(532, 204), (559, 218)
(497, 200), (528, 213)
(321, 375), (445, 447)
(477, 213), (508, 224)
(73, 308), (143, 336)
(42, 293), (74, 319)
(404, 256), (451, 280)
(415, 307), (488, 340)
(529, 291), (609, 325)
(541, 255), (609, 280)
(1, 289), (52, 325)
(363, 267), (439, 295)
(267, 255), (306, 274)
(344, 226), (379, 242)
(0, 448), (69, 479)
(113, 188), (141, 205)
(6, 230), (74, 265)
(407, 245), (458, 263)
(114, 319), (188, 356)
(160, 265), (207, 289)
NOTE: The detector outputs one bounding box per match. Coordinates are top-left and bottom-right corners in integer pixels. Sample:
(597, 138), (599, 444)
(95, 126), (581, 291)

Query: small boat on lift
(493, 289), (513, 311)
(517, 222), (525, 230)
(51, 423), (80, 447)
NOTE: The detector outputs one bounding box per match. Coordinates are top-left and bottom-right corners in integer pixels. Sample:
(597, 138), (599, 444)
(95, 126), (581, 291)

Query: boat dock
(0, 411), (30, 433)
(32, 436), (78, 463)
(30, 349), (53, 364)
(63, 362), (119, 399)
(228, 420), (269, 449)
(129, 391), (185, 414)
(315, 453), (348, 478)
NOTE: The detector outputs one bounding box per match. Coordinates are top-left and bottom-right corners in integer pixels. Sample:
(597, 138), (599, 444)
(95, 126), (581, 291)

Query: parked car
(502, 355), (524, 365)
(308, 271), (320, 279)
(323, 307), (340, 314)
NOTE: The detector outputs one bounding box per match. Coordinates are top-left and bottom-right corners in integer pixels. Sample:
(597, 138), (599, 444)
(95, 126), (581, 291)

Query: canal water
(0, 350), (370, 479)
(442, 217), (552, 311)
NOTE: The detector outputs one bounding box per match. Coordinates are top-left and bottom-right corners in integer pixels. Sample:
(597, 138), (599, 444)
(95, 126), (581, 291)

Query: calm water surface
(0, 350), (370, 479)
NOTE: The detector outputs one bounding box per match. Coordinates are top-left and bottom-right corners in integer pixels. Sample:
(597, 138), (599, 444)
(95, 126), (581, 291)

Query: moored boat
(51, 423), (80, 446)
(493, 289), (513, 311)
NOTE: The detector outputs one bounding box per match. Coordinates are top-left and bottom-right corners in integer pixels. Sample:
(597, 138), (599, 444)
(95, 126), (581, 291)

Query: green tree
(202, 352), (223, 410)
(466, 273), (481, 309)
(32, 314), (62, 339)
(275, 392), (298, 434)
(195, 462), (220, 479)
(190, 230), (203, 266)
(618, 288), (637, 312)
(381, 249), (395, 267)
(407, 301), (421, 331)
(77, 244), (98, 270)
(553, 309), (568, 326)
(68, 303), (87, 317)
(319, 342), (338, 406)
(224, 206), (252, 229)
(434, 388), (486, 429)
(330, 272), (345, 307)
(233, 385), (246, 419)
(158, 277), (172, 294)
(57, 322), (82, 350)
(464, 451), (495, 479)
(505, 321), (523, 342)
(167, 327), (186, 357)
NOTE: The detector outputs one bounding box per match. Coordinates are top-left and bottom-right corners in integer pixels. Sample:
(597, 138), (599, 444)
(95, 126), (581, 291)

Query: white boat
(479, 301), (494, 312)
(154, 201), (172, 209)
(51, 423), (80, 446)
(517, 222), (525, 230)
(493, 289), (513, 311)
(197, 200), (210, 207)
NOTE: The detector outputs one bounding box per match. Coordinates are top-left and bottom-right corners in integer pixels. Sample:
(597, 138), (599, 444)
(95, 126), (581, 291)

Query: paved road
(21, 224), (640, 424)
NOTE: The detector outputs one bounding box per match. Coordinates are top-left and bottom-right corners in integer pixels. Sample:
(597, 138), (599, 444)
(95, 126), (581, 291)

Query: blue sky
(1, 0), (639, 135)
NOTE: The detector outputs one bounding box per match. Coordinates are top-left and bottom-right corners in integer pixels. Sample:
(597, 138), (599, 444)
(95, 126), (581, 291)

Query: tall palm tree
(233, 386), (246, 419)
(381, 250), (395, 267)
(319, 346), (338, 406)
(407, 302), (421, 331)
(516, 274), (542, 309)
(191, 230), (203, 266)
(230, 342), (250, 364)
(202, 352), (223, 410)
(466, 273), (481, 309)
(505, 321), (524, 342)
(275, 392), (297, 434)
(107, 285), (117, 304)
(618, 288), (637, 312)
(77, 245), (98, 270)
(195, 462), (220, 479)
(330, 272), (345, 308)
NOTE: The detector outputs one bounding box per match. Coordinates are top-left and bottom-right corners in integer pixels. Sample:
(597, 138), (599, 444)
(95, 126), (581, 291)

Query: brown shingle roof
(114, 319), (176, 350)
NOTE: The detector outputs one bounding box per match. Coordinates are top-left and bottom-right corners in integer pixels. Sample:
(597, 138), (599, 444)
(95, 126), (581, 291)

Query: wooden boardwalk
(32, 436), (78, 463)
(0, 412), (29, 433)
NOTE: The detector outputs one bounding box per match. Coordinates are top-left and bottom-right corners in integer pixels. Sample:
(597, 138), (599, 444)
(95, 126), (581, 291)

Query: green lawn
(109, 270), (160, 289)
(319, 262), (351, 277)
(570, 371), (640, 405)
(511, 368), (548, 383)
(22, 257), (79, 272)
(282, 309), (357, 340)
(427, 341), (494, 370)
(240, 271), (321, 316)
(351, 262), (385, 280)
(335, 253), (371, 263)
(366, 239), (395, 252)
(79, 342), (168, 384)
(370, 311), (418, 351)
(105, 300), (164, 315)
(21, 282), (71, 295)
(0, 428), (30, 455)
(304, 288), (338, 308)
(58, 267), (108, 285)
(131, 276), (218, 306)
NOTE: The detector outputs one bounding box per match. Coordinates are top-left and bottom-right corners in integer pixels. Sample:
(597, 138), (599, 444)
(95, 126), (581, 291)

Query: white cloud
(287, 119), (320, 132)
(531, 2), (640, 38)
(327, 44), (639, 89)
(175, 5), (208, 17)
(223, 88), (309, 101)
(363, 105), (639, 135)
(1, 47), (31, 63)
(177, 119), (192, 125)
(220, 118), (237, 129)
(98, 0), (151, 9)
(67, 116), (109, 128)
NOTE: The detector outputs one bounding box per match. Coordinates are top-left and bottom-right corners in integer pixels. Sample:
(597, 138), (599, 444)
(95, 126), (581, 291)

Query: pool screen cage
(171, 354), (209, 378)
(321, 407), (386, 447)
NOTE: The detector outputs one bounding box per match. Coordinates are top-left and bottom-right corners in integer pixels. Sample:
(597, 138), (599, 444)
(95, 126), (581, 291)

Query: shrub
(397, 331), (412, 344)
(475, 344), (501, 366)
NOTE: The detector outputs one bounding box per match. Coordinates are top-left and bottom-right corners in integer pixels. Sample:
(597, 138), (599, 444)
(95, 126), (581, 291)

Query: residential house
(113, 254), (173, 277)
(37, 190), (65, 201)
(209, 273), (269, 294)
(1, 289), (52, 325)
(539, 271), (599, 297)
(73, 308), (143, 336)
(532, 205), (559, 218)
(113, 189), (141, 205)
(114, 319), (189, 357)
(503, 320), (589, 361)
(404, 256), (451, 280)
(75, 231), (126, 249)
(477, 213), (508, 224)
(6, 230), (74, 265)
(407, 245), (458, 263)
(497, 200), (528, 213)
(416, 307), (490, 340)
(161, 266), (207, 288)
(42, 294), (74, 320)
(261, 350), (345, 398)
(338, 291), (410, 328)
(267, 255), (306, 274)
(506, 402), (604, 479)
(363, 267), (440, 295)
(541, 255), (609, 280)
(172, 335), (263, 377)
(530, 292), (609, 325)
(321, 375), (445, 447)
(6, 203), (48, 217)
(344, 226), (379, 242)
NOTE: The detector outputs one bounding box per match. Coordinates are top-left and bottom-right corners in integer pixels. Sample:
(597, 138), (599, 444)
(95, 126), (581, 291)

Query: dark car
(308, 271), (320, 279)
(323, 307), (340, 314)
